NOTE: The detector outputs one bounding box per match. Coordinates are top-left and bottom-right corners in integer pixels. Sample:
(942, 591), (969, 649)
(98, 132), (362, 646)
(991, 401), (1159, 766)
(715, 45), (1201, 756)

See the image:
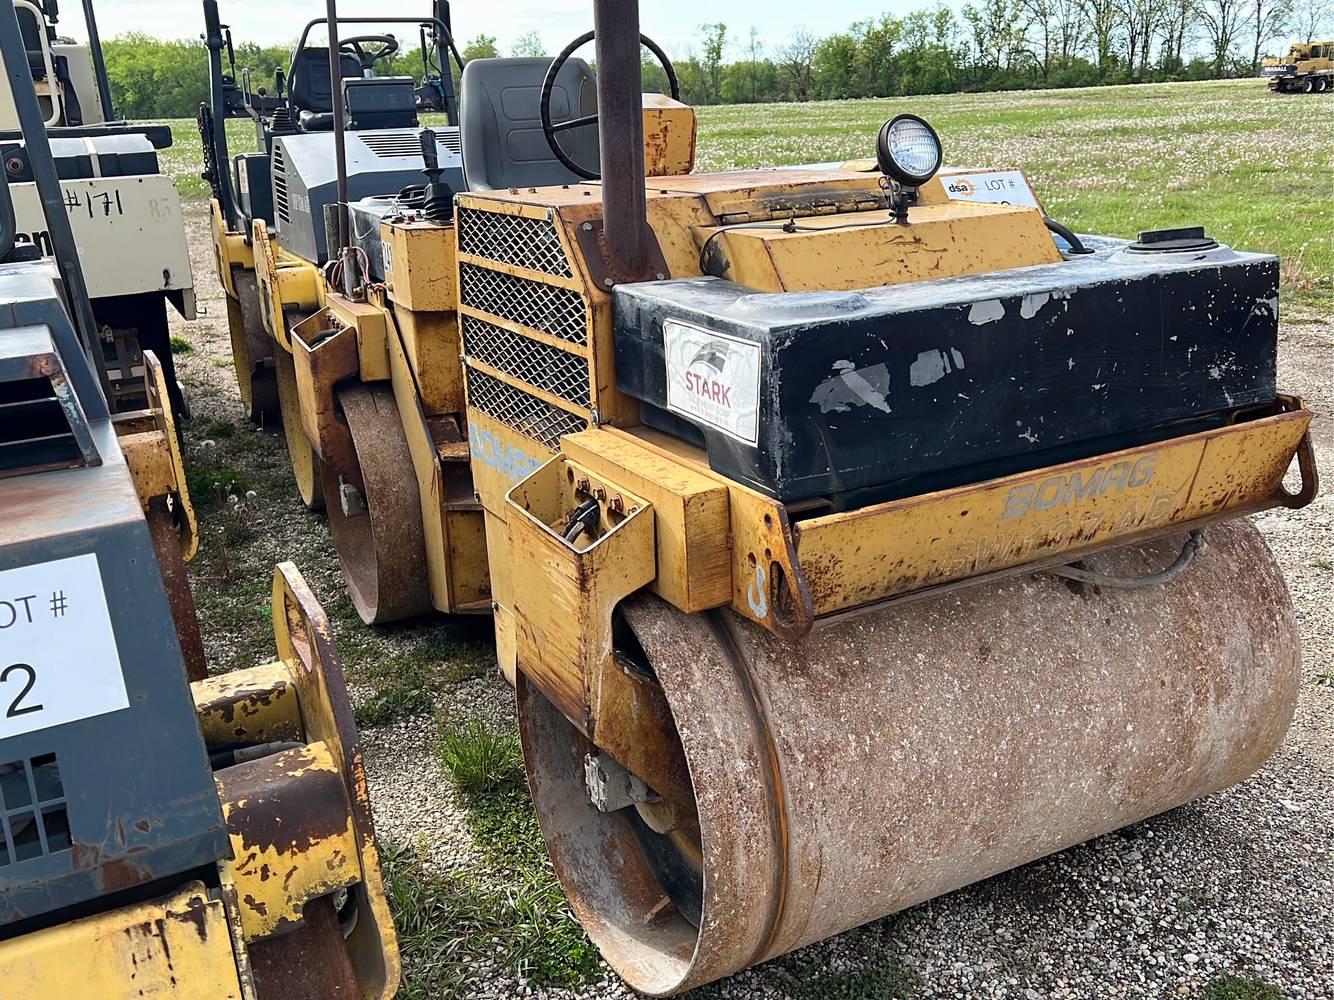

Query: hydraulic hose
(1045, 216), (1093, 255)
(1044, 530), (1206, 589)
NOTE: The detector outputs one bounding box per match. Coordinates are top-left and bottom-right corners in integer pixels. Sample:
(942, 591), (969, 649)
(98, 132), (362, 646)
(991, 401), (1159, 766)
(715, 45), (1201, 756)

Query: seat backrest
(17, 5), (47, 80)
(460, 57), (598, 192)
(289, 47), (362, 114)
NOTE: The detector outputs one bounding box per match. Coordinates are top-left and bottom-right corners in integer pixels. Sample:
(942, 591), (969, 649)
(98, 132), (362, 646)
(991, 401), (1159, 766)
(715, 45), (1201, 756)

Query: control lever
(418, 128), (454, 224)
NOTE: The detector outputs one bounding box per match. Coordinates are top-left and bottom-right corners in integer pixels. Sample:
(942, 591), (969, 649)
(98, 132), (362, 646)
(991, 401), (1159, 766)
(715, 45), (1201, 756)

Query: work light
(876, 115), (943, 187)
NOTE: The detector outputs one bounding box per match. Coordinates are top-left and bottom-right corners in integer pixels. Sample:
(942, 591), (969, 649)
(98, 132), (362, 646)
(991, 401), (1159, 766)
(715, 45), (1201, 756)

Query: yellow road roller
(202, 0), (695, 625)
(0, 14), (399, 995)
(459, 3), (1313, 994)
(208, 0), (1315, 991)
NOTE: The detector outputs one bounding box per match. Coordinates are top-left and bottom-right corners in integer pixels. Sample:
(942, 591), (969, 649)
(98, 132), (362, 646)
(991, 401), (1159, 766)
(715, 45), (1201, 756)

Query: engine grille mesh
(457, 207), (573, 278)
(458, 202), (594, 450)
(462, 316), (590, 409)
(465, 367), (587, 451)
(360, 128), (463, 158)
(272, 145), (289, 225)
(459, 263), (587, 346)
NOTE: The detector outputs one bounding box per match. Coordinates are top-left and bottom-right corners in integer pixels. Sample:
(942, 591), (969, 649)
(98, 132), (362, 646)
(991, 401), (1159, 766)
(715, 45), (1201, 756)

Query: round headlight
(876, 114), (943, 187)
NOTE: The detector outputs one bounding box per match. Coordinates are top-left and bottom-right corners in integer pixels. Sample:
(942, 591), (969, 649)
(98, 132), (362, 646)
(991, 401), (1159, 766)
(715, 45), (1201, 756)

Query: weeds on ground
(1313, 671), (1334, 688)
(169, 335), (193, 353)
(388, 715), (601, 995)
(184, 455), (250, 506)
(350, 631), (490, 727)
(1203, 974), (1285, 1000)
(382, 839), (599, 999)
(183, 448), (258, 576)
(437, 717), (523, 793)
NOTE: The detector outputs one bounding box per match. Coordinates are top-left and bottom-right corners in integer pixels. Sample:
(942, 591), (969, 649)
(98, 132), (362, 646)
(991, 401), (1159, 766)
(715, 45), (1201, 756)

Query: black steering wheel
(340, 34), (400, 73)
(539, 30), (680, 182)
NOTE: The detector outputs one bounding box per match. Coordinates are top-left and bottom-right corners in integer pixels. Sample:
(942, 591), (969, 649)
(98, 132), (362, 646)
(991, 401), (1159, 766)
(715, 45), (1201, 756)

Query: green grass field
(164, 78), (1331, 316)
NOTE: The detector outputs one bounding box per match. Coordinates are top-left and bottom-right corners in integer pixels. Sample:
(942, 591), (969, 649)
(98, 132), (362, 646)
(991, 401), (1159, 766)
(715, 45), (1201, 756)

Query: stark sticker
(0, 553), (129, 740)
(664, 321), (761, 446)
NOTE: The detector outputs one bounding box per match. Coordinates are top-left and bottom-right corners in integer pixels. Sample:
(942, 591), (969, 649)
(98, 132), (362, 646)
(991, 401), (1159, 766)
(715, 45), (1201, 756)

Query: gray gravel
(174, 204), (1334, 999)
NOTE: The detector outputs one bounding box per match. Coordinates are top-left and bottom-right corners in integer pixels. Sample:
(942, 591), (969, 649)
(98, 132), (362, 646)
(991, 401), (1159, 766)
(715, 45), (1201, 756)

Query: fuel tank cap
(1127, 226), (1220, 253)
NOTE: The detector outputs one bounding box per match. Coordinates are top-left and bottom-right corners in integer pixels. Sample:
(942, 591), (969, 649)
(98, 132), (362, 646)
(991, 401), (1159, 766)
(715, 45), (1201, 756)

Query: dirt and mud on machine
(0, 10), (399, 996)
(3, 0), (196, 416)
(1262, 40), (1334, 92)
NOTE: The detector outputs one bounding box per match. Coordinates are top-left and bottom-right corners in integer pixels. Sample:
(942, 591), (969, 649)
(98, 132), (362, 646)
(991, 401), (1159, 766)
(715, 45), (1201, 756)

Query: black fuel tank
(613, 236), (1279, 506)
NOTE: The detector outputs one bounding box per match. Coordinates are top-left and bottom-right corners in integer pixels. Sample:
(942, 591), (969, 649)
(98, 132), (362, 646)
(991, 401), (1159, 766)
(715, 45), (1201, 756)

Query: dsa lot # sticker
(664, 320), (762, 446)
(940, 170), (1041, 209)
(0, 554), (129, 740)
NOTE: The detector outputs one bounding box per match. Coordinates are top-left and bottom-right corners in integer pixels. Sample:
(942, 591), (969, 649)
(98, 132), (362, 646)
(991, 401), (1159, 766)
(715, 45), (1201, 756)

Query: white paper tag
(0, 553), (129, 740)
(664, 320), (762, 446)
(940, 170), (1041, 209)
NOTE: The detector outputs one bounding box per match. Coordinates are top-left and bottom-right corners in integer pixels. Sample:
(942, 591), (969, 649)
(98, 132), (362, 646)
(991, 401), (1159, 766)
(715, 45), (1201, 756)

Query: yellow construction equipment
(0, 11), (399, 995)
(207, 1), (1316, 994)
(1262, 39), (1334, 92)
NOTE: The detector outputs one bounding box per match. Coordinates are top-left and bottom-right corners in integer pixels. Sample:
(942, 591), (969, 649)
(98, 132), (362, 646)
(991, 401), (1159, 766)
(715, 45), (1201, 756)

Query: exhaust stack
(592, 0), (651, 282)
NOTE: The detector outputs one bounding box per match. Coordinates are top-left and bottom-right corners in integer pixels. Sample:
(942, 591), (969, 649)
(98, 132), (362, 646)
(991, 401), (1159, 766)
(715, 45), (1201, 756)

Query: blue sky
(83, 0), (927, 57)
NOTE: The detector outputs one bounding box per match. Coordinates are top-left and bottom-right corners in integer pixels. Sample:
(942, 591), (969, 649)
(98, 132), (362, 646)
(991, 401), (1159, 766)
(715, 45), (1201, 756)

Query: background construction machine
(203, 0), (603, 624)
(2, 0), (195, 416)
(1262, 40), (1334, 92)
(0, 9), (399, 996)
(202, 0), (467, 522)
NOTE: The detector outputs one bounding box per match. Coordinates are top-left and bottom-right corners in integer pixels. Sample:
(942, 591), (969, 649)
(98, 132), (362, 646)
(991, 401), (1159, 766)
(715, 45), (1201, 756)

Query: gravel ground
(171, 203), (1334, 1000)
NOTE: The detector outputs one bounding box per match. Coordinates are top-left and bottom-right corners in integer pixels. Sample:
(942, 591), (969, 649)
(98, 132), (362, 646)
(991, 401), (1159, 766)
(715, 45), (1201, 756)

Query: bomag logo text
(1002, 454), (1158, 519)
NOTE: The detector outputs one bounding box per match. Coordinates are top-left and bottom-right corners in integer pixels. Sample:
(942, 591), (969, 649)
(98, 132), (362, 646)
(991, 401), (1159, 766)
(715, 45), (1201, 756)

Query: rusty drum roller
(518, 521), (1299, 996)
(321, 383), (433, 624)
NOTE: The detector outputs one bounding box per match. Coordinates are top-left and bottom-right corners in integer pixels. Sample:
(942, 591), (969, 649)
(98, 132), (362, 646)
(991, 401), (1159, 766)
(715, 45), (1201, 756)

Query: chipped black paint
(614, 237), (1279, 508)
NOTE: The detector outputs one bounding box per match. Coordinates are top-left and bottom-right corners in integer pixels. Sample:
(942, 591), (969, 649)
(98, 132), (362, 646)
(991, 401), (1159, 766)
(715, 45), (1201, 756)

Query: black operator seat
(289, 47), (362, 132)
(460, 57), (598, 191)
(17, 4), (48, 80)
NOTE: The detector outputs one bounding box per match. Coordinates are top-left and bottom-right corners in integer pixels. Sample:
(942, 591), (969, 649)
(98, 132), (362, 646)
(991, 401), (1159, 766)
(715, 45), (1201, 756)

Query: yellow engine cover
(703, 201), (1063, 292)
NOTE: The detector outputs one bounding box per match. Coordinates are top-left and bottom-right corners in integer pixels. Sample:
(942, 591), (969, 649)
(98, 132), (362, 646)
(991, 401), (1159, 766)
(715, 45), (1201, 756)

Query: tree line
(653, 0), (1331, 104)
(98, 0), (1331, 120)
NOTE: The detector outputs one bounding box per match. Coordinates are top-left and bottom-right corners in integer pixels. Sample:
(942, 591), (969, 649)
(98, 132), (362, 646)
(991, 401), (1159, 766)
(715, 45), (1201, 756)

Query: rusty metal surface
(228, 268), (279, 423)
(574, 217), (670, 289)
(274, 347), (325, 511)
(322, 383), (432, 624)
(519, 520), (1300, 995)
(146, 496), (209, 682)
(269, 563), (401, 999)
(0, 880), (248, 998)
(248, 893), (360, 1000)
(192, 662), (304, 751)
(213, 741), (360, 942)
